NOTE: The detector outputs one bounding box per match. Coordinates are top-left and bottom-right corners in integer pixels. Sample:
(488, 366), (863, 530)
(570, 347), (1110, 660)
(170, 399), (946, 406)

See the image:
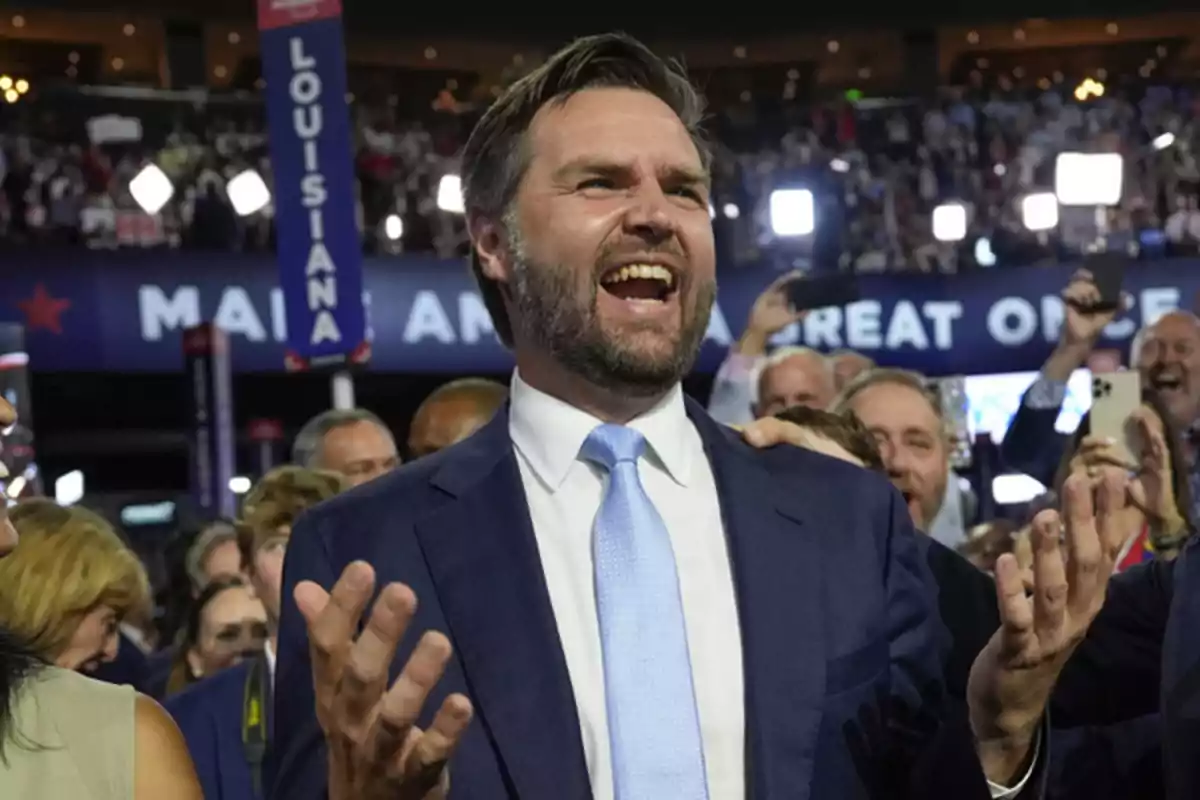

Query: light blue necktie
(581, 424), (709, 800)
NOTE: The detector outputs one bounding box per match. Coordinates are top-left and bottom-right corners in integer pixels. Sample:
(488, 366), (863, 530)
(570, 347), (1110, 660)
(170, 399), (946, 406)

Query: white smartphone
(1089, 370), (1142, 466)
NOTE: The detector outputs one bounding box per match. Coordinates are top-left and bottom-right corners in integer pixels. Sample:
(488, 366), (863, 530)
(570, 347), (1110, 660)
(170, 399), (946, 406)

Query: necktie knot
(582, 423), (646, 470)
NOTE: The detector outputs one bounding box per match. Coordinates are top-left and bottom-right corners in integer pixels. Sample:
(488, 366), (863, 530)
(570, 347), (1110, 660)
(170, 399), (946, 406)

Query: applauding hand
(295, 561), (473, 800)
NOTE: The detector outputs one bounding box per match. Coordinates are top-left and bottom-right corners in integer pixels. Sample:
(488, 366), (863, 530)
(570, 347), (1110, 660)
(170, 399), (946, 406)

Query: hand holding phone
(784, 274), (861, 312)
(1061, 262), (1125, 347)
(1068, 253), (1126, 313)
(1089, 371), (1142, 466)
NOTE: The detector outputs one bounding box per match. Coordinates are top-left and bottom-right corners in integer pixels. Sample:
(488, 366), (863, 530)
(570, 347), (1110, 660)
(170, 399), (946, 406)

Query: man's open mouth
(599, 263), (678, 303)
(1151, 372), (1184, 393)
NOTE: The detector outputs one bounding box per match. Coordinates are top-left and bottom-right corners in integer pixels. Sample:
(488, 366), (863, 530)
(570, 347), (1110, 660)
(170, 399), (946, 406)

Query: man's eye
(578, 178), (615, 190)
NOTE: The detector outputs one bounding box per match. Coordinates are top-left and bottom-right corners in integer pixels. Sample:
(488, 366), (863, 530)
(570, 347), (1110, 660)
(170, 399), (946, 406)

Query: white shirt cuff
(986, 729), (1040, 799)
(1024, 376), (1068, 410)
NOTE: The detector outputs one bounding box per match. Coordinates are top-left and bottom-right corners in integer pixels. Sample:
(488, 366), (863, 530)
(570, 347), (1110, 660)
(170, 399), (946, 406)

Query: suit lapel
(689, 402), (827, 799)
(415, 412), (592, 800)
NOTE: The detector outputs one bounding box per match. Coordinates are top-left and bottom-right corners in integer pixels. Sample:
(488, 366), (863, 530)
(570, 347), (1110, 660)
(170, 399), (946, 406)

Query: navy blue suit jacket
(1045, 535), (1200, 799)
(998, 392), (1067, 488)
(268, 400), (1007, 799)
(167, 659), (270, 800)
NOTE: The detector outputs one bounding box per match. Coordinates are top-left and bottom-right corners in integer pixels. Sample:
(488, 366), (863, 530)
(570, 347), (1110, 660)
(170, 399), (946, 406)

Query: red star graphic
(17, 284), (71, 335)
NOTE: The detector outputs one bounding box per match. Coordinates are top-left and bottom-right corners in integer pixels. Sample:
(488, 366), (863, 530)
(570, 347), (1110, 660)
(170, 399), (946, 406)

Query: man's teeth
(601, 263), (675, 287)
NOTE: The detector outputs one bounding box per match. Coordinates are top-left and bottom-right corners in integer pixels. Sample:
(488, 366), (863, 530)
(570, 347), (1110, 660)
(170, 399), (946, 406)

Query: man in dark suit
(166, 655), (269, 800)
(269, 33), (1129, 800)
(753, 401), (1167, 798)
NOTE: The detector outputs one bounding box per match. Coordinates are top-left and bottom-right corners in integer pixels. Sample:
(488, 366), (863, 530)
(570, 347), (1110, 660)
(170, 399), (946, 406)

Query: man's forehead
(528, 87), (704, 173)
(852, 382), (940, 424)
(1148, 313), (1200, 342)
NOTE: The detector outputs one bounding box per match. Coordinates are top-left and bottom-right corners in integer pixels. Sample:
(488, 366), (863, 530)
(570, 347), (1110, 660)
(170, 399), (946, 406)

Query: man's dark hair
(773, 405), (885, 473)
(460, 32), (711, 347)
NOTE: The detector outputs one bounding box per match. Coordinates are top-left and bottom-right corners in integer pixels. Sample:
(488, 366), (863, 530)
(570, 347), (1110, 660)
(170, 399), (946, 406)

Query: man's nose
(621, 187), (675, 242)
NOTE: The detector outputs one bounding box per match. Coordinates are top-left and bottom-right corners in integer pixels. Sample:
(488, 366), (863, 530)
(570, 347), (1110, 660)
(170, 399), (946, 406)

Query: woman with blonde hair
(0, 499), (151, 672)
(0, 397), (202, 798)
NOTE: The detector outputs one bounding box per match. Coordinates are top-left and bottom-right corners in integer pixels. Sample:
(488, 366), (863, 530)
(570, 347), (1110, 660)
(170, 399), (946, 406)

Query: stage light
(436, 174), (464, 214)
(129, 164), (175, 215)
(1055, 152), (1123, 206)
(932, 202), (967, 242)
(769, 188), (814, 237)
(226, 169), (271, 216)
(1021, 192), (1059, 231)
(384, 213), (404, 240)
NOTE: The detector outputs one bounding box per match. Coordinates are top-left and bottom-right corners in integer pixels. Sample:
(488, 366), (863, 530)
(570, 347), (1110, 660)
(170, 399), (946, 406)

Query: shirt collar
(508, 370), (695, 490)
(264, 639), (276, 685)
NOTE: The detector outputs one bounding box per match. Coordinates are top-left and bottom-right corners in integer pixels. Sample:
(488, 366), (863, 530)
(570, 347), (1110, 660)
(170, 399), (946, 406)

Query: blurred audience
(2, 72), (1197, 271)
(163, 577), (266, 697)
(754, 346), (838, 418)
(291, 408), (399, 487)
(407, 376), (508, 458)
(830, 368), (962, 542)
(957, 519), (1021, 575)
(1051, 391), (1194, 569)
(184, 520), (245, 593)
(167, 466), (346, 800)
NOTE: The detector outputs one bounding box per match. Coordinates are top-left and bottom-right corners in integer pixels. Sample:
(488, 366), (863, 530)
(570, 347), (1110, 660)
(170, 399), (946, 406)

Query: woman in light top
(0, 396), (202, 799)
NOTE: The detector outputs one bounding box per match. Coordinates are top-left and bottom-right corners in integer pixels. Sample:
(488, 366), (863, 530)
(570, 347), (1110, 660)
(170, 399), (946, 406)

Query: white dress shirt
(509, 373), (745, 800)
(508, 372), (1030, 798)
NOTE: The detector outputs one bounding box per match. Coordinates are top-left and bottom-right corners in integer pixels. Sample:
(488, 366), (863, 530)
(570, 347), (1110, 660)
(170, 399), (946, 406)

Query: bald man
(1002, 277), (1200, 524)
(407, 377), (508, 458)
(753, 347), (836, 418)
(1141, 311), (1200, 432)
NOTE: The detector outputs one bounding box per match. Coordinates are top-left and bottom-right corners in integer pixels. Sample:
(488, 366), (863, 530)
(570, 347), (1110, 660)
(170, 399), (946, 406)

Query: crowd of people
(5, 29), (1200, 800)
(2, 51), (1200, 271)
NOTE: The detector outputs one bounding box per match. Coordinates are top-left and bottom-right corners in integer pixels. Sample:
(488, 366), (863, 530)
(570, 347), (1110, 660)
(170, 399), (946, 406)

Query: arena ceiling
(14, 0), (1199, 37)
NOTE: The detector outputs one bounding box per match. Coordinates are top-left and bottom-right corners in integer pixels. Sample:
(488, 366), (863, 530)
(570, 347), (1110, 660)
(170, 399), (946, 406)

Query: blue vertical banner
(257, 0), (369, 371)
(184, 324), (236, 520)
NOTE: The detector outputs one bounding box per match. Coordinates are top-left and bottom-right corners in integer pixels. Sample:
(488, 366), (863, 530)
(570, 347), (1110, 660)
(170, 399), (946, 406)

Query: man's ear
(469, 213), (510, 284)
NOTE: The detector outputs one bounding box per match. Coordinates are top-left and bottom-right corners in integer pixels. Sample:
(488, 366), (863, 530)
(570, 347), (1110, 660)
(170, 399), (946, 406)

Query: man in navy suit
(269, 33), (1131, 800)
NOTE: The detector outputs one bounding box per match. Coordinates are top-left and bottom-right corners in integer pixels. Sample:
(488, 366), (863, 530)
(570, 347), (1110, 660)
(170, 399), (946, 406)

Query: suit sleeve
(266, 511), (339, 800)
(1050, 556), (1173, 727)
(878, 487), (1040, 798)
(999, 387), (1070, 488)
(165, 690), (223, 800)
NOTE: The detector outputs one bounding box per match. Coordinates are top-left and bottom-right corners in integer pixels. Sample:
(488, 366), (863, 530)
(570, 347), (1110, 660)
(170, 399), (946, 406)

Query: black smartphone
(1080, 252), (1126, 312)
(784, 274), (861, 312)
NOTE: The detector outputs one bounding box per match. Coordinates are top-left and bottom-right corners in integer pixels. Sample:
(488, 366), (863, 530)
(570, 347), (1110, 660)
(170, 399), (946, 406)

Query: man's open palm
(295, 561), (473, 800)
(969, 472), (1128, 740)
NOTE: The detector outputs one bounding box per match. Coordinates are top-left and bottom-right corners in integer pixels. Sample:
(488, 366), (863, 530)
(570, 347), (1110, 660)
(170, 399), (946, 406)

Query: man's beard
(505, 227), (714, 398)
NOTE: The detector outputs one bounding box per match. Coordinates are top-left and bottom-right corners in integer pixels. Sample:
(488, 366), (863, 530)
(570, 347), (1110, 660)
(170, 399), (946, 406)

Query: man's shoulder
(310, 435), (483, 522)
(733, 428), (896, 499)
(293, 435), (502, 559)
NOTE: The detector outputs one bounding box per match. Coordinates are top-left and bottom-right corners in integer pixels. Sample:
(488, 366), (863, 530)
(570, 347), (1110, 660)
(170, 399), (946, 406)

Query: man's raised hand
(967, 472), (1128, 781)
(295, 561), (473, 800)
